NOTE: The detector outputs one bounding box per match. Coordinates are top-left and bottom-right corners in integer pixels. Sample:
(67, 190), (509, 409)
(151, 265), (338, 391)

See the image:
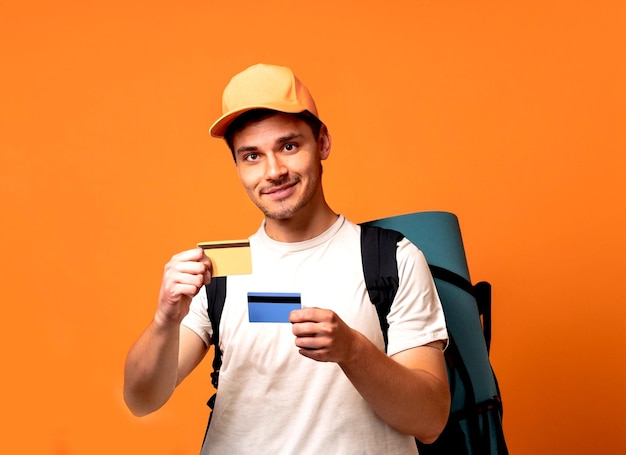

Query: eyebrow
(235, 144), (258, 156)
(235, 132), (305, 156)
(276, 132), (304, 144)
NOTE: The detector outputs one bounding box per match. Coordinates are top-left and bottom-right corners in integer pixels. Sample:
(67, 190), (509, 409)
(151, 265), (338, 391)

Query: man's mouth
(262, 181), (298, 200)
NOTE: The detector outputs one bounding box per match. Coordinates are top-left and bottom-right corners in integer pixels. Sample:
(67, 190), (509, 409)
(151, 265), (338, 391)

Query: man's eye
(283, 143), (296, 152)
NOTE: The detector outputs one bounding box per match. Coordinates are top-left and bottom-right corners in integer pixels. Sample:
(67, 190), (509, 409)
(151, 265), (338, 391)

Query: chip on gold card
(197, 239), (252, 277)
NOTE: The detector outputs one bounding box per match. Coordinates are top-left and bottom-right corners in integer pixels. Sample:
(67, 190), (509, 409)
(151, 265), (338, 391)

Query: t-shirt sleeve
(386, 238), (449, 357)
(181, 286), (213, 347)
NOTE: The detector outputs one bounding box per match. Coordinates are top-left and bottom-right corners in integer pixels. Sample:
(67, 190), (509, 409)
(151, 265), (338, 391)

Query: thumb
(198, 248), (214, 285)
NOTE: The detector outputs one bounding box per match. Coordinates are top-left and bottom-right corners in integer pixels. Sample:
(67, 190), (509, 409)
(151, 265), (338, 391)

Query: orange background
(1, 1), (625, 454)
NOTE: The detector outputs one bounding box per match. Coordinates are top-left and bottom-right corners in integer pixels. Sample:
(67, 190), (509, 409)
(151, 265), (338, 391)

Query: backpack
(205, 212), (508, 454)
(362, 212), (508, 455)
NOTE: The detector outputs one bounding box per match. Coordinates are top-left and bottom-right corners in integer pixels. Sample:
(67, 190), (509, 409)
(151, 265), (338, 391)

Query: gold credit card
(197, 239), (252, 277)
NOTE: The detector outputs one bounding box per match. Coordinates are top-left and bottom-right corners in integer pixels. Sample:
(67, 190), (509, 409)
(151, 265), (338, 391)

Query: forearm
(123, 319), (180, 416)
(338, 332), (450, 443)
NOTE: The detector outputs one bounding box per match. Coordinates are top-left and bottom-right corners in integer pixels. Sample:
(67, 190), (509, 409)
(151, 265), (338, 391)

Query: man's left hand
(289, 308), (358, 363)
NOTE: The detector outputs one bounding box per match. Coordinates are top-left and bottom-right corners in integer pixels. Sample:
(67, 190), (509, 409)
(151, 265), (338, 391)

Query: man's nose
(265, 153), (287, 180)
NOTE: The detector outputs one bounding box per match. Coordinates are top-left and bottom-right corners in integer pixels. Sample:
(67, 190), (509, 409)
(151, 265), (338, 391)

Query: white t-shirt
(182, 215), (448, 454)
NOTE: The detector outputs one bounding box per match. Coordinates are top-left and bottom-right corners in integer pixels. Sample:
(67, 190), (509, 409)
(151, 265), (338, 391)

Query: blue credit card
(248, 292), (301, 323)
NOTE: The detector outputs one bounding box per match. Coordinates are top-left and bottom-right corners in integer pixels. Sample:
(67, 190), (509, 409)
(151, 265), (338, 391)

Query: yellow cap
(209, 63), (320, 138)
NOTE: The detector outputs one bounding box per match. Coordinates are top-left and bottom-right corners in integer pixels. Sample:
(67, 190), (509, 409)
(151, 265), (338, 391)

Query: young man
(124, 63), (450, 454)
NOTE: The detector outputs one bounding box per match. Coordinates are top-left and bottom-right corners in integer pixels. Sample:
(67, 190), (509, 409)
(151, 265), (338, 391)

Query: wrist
(153, 311), (183, 332)
(341, 329), (369, 367)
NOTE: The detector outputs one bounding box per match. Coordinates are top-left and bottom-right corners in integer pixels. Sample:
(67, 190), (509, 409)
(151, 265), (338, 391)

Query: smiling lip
(262, 182), (297, 200)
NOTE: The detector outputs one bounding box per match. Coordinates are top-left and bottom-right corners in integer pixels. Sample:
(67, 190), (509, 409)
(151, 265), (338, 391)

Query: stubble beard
(253, 174), (320, 221)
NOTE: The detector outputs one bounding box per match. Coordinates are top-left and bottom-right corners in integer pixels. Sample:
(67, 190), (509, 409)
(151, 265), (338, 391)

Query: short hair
(224, 109), (324, 162)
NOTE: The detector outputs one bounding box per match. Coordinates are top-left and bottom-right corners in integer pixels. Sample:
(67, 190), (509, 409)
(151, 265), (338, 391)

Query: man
(124, 63), (450, 454)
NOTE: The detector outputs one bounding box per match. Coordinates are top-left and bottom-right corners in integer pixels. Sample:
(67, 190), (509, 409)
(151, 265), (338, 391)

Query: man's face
(232, 113), (330, 221)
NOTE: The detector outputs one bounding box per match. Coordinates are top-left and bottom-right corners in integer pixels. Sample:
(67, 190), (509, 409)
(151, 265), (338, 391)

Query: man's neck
(264, 205), (339, 243)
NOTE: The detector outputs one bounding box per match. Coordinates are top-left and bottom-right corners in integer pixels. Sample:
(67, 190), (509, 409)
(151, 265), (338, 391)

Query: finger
(289, 307), (323, 323)
(199, 251), (213, 269)
(291, 321), (320, 337)
(160, 281), (203, 307)
(202, 265), (213, 285)
(170, 282), (203, 298)
(171, 248), (206, 263)
(170, 260), (208, 276)
(163, 270), (206, 295)
(298, 346), (331, 362)
(199, 255), (214, 284)
(294, 334), (325, 350)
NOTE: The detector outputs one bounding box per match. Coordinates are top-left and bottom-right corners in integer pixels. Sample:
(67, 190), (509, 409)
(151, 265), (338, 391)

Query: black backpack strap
(473, 281), (492, 353)
(428, 265), (492, 353)
(359, 224), (405, 350)
(205, 276), (227, 409)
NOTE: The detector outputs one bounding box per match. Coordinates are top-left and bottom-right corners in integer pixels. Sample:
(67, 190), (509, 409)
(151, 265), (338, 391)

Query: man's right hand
(155, 248), (213, 327)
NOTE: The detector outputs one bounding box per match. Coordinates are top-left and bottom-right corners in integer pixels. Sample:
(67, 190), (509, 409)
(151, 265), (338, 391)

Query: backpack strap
(428, 265), (492, 353)
(206, 276), (227, 409)
(360, 222), (494, 354)
(359, 224), (405, 350)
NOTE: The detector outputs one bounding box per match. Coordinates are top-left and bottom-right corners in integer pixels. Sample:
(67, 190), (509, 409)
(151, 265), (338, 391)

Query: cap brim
(209, 102), (312, 138)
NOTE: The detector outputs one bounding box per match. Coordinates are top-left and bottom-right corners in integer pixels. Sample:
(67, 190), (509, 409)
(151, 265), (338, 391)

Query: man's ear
(319, 125), (332, 160)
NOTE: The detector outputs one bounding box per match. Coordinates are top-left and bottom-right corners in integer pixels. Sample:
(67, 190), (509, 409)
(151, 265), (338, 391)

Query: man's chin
(260, 203), (300, 221)
(263, 210), (295, 221)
